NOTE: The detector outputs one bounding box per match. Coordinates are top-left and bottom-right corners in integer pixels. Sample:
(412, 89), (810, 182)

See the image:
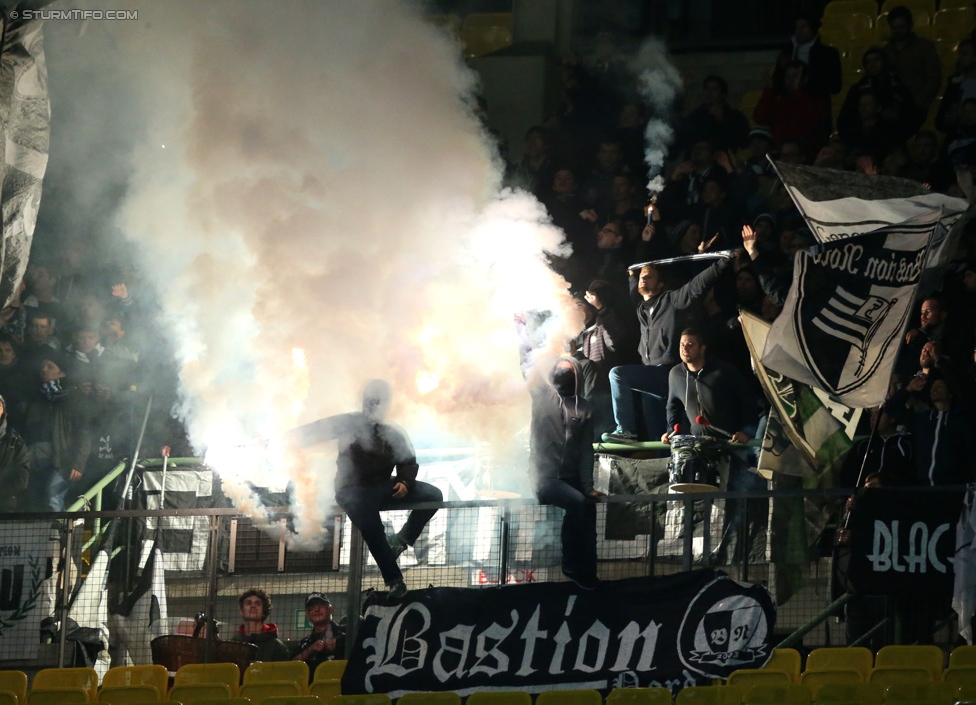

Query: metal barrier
(0, 484), (959, 673)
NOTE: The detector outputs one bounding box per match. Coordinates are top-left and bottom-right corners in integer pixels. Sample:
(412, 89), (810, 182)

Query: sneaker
(602, 428), (639, 443)
(387, 580), (408, 601)
(390, 537), (408, 561)
(563, 570), (600, 590)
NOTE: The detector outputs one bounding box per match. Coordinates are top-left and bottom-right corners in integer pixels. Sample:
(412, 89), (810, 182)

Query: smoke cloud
(631, 38), (682, 195)
(46, 1), (578, 545)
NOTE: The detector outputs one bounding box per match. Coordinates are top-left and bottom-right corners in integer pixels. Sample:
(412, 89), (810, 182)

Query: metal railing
(0, 482), (959, 672)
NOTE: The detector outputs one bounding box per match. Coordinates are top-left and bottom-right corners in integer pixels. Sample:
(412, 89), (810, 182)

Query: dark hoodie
(231, 623), (291, 662)
(529, 357), (595, 492)
(0, 394), (29, 512)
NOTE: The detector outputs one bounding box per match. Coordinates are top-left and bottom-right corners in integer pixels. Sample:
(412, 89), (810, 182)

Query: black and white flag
(761, 212), (938, 408)
(772, 160), (968, 271)
(0, 10), (50, 308)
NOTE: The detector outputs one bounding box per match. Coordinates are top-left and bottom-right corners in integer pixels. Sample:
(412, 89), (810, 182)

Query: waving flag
(761, 212), (938, 407)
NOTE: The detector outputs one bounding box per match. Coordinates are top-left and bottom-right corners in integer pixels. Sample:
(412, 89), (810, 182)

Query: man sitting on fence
(231, 588), (291, 662)
(294, 592), (345, 678)
(291, 379), (443, 601)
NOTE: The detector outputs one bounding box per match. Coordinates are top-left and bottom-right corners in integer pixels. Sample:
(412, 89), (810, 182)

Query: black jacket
(529, 357), (594, 492)
(636, 258), (731, 366)
(292, 413), (418, 492)
(0, 422), (30, 511)
(297, 620), (346, 678)
(666, 357), (757, 437)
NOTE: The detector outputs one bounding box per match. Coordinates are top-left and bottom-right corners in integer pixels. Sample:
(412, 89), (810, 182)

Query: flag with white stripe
(761, 211), (938, 407)
(771, 160), (970, 272)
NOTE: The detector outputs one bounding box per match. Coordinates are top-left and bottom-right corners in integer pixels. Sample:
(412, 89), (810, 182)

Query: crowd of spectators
(508, 8), (976, 494)
(0, 250), (156, 512)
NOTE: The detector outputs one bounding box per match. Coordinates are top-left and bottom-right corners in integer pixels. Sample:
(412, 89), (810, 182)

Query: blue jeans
(27, 467), (68, 512)
(609, 364), (671, 440)
(534, 478), (597, 580)
(335, 479), (443, 586)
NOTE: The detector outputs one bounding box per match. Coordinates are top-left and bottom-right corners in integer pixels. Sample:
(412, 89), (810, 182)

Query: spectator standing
(529, 357), (602, 589)
(754, 59), (829, 160)
(884, 6), (941, 128)
(294, 592), (345, 676)
(0, 393), (30, 512)
(231, 589), (291, 662)
(681, 75), (751, 153)
(23, 355), (91, 512)
(605, 254), (733, 442)
(838, 48), (913, 145)
(937, 39), (976, 140)
(787, 17), (842, 109)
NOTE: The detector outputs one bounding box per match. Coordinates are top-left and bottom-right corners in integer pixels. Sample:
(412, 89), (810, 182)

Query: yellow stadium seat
(397, 694), (461, 705)
(329, 697), (392, 705)
(883, 681), (954, 705)
(728, 670), (793, 689)
(763, 648), (800, 683)
(944, 667), (976, 687)
(881, 0), (936, 15)
(868, 667), (934, 686)
(27, 690), (89, 705)
(426, 14), (462, 40)
(261, 698), (320, 705)
(0, 693), (17, 705)
(841, 44), (874, 72)
(824, 0), (880, 17)
(537, 691), (602, 705)
(98, 686), (161, 704)
(0, 672), (28, 705)
(606, 688), (673, 705)
(103, 667), (168, 696)
(812, 682), (883, 705)
(239, 684), (302, 705)
(174, 664), (241, 697)
(192, 700), (250, 705)
(33, 669), (99, 703)
(933, 7), (976, 41)
(466, 694), (531, 705)
(957, 682), (976, 702)
(799, 670), (863, 698)
(312, 662), (346, 683)
(243, 663), (309, 694)
(807, 648), (874, 682)
(308, 683), (339, 704)
(942, 0), (975, 9)
(460, 13), (513, 59)
(875, 645), (944, 681)
(743, 684), (810, 705)
(951, 646), (976, 669)
(675, 686), (742, 705)
(167, 684), (233, 703)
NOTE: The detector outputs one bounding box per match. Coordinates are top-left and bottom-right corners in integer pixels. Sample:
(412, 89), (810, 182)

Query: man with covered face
(292, 379), (441, 600)
(530, 357), (603, 589)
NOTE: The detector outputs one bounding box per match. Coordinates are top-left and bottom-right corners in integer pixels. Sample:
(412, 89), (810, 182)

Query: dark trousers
(534, 478), (597, 580)
(609, 364), (670, 440)
(335, 479), (442, 586)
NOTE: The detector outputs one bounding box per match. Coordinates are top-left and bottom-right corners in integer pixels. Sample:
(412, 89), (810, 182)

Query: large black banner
(847, 488), (963, 595)
(342, 570), (775, 697)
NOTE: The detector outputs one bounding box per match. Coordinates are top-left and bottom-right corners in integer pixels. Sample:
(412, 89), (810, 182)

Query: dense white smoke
(631, 38), (682, 195)
(49, 1), (578, 545)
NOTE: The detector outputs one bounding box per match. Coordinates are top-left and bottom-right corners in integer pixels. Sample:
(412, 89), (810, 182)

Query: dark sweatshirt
(666, 357), (757, 438)
(231, 623), (291, 662)
(529, 357), (595, 492)
(291, 413), (419, 491)
(636, 258), (731, 366)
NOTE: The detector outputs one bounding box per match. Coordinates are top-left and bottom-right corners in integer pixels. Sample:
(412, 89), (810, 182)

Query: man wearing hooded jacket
(230, 588), (290, 662)
(530, 357), (603, 589)
(291, 379), (442, 601)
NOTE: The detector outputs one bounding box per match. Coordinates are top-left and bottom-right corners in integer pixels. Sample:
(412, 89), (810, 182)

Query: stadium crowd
(511, 7), (976, 495)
